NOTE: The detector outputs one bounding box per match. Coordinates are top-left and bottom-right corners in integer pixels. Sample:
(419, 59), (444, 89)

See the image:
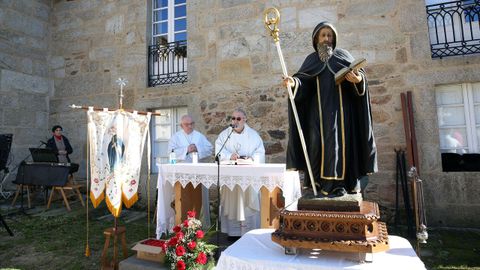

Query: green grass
(2, 204), (480, 270)
(417, 228), (480, 270)
(0, 204), (152, 270)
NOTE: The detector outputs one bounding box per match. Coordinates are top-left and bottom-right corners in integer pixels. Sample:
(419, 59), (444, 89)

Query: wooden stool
(11, 184), (32, 208)
(101, 226), (128, 270)
(46, 182), (85, 211)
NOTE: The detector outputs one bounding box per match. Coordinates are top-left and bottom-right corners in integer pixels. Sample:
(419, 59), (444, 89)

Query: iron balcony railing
(148, 40), (187, 86)
(426, 0), (480, 58)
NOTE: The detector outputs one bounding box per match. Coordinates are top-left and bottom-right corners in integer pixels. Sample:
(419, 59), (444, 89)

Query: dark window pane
(174, 5), (186, 17)
(175, 0), (186, 4)
(174, 19), (186, 31)
(175, 32), (187, 42)
(154, 9), (168, 21)
(154, 0), (168, 9)
(160, 22), (168, 34)
(154, 22), (168, 35)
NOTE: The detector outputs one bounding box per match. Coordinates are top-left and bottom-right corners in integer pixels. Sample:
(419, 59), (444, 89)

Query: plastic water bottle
(192, 152), (198, 163)
(169, 150), (177, 164)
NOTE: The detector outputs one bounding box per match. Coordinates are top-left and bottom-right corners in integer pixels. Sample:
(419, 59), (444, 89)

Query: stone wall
(44, 0), (480, 227)
(0, 0), (52, 188)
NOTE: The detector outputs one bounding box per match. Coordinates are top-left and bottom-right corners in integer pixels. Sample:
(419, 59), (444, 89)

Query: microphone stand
(214, 125), (236, 258)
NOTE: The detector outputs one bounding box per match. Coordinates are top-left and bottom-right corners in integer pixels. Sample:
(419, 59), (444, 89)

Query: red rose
(187, 241), (196, 250)
(176, 231), (184, 240)
(167, 237), (178, 246)
(176, 260), (186, 270)
(196, 252), (207, 265)
(173, 225), (182, 233)
(130, 179), (136, 185)
(175, 245), (186, 256)
(182, 219), (189, 227)
(195, 230), (204, 239)
(187, 210), (196, 218)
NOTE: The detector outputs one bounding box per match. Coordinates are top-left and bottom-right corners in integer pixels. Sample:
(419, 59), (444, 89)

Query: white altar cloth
(217, 229), (426, 270)
(156, 163), (301, 237)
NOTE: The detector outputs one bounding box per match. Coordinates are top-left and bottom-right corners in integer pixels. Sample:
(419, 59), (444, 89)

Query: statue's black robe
(286, 48), (377, 195)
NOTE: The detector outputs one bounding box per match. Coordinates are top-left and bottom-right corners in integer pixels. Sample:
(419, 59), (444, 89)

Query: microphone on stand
(214, 121), (237, 256)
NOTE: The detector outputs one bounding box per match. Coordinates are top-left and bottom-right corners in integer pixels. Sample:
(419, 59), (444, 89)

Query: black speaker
(0, 134), (13, 171)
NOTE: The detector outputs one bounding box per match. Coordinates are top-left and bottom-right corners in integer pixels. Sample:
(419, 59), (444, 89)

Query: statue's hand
(345, 70), (362, 84)
(282, 76), (295, 88)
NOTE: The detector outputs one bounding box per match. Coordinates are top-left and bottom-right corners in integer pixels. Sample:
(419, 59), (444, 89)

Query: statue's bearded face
(315, 27), (334, 62)
(316, 43), (333, 62)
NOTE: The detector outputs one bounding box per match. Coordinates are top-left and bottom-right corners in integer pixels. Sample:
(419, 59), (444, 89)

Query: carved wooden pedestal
(272, 201), (389, 254)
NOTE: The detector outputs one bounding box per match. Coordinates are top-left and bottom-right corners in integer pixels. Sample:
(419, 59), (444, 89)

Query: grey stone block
(0, 69), (52, 95)
(119, 255), (167, 270)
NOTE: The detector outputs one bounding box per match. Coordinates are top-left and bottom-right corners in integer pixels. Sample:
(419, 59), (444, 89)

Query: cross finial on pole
(116, 77), (128, 110)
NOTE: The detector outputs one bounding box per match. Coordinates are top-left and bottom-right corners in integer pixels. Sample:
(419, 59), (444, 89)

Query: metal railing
(148, 40), (187, 86)
(426, 0), (480, 58)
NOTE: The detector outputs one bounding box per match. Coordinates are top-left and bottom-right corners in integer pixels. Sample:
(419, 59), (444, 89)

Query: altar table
(156, 163), (301, 238)
(217, 229), (427, 270)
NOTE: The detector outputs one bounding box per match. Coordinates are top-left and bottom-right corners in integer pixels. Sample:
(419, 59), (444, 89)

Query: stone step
(119, 255), (168, 270)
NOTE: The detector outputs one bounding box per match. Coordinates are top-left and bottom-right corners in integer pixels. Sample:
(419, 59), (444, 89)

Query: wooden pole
(69, 104), (163, 116)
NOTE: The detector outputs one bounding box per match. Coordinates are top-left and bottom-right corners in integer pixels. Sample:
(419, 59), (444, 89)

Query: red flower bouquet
(163, 210), (216, 270)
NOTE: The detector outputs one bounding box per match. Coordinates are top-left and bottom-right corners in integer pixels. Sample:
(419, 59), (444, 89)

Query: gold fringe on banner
(90, 191), (105, 208)
(122, 192), (139, 209)
(106, 196), (122, 218)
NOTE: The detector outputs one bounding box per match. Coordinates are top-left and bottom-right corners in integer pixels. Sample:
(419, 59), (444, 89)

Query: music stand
(0, 134), (14, 236)
(29, 148), (58, 163)
(0, 134), (13, 199)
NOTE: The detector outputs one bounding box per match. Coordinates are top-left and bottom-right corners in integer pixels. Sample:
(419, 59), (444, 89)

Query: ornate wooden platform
(272, 201), (389, 253)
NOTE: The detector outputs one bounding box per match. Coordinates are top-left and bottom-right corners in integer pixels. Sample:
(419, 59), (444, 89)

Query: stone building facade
(0, 0), (479, 227)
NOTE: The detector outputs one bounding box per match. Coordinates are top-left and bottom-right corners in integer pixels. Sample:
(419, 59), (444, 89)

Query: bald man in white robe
(215, 109), (265, 236)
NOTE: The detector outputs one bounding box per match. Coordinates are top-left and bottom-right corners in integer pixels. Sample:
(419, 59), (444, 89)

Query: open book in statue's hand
(334, 58), (366, 85)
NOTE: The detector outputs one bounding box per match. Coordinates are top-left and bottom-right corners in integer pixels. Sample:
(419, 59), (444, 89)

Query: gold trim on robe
(317, 77), (346, 180)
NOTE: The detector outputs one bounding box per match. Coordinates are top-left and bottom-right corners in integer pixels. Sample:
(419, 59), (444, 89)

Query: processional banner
(87, 109), (151, 217)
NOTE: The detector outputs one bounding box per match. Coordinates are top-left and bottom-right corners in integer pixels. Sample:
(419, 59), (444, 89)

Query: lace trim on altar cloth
(164, 172), (284, 192)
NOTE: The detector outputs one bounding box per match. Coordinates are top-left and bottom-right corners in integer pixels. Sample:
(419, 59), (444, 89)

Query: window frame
(151, 0), (187, 45)
(436, 82), (480, 153)
(150, 106), (188, 173)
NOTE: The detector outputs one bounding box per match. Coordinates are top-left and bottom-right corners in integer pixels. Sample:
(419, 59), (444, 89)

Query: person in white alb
(168, 115), (213, 227)
(215, 108), (265, 236)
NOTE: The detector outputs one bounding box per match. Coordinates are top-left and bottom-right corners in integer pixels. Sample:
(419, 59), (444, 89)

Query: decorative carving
(272, 201), (389, 253)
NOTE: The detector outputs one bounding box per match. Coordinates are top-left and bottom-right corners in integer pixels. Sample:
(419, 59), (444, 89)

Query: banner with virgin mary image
(87, 108), (151, 217)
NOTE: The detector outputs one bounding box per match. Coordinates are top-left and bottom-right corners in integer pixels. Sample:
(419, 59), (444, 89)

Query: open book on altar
(335, 58), (366, 85)
(220, 157), (254, 165)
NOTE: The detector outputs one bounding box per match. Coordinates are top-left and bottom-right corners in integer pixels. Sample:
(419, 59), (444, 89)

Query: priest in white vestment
(215, 108), (265, 236)
(168, 115), (213, 228)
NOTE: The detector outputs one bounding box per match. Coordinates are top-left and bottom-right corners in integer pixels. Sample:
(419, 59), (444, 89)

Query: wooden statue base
(272, 201), (389, 254)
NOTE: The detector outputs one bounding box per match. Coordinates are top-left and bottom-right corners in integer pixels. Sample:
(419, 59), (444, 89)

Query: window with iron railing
(425, 0), (480, 58)
(149, 0), (187, 86)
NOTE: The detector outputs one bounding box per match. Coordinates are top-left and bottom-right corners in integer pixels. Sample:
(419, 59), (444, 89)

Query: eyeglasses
(183, 122), (194, 126)
(230, 116), (243, 121)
